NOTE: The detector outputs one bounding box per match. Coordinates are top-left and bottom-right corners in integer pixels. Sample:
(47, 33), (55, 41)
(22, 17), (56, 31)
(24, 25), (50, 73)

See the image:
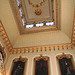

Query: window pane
(36, 23), (43, 27)
(46, 22), (54, 26)
(26, 24), (34, 28)
(19, 8), (22, 17)
(22, 18), (25, 26)
(16, 0), (19, 6)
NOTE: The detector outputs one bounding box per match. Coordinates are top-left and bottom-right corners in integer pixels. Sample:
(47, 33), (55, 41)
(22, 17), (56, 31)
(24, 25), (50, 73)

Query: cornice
(0, 20), (74, 54)
(71, 8), (75, 45)
(0, 20), (13, 52)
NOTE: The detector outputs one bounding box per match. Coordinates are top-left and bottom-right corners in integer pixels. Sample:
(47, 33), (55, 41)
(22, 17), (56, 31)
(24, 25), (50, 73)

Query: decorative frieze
(71, 9), (75, 45)
(0, 20), (74, 54)
(11, 43), (73, 54)
(0, 20), (13, 52)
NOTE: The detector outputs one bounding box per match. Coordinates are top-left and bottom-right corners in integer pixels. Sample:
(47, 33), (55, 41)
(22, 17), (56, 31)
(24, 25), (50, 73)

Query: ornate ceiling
(10, 0), (61, 34)
(0, 0), (75, 54)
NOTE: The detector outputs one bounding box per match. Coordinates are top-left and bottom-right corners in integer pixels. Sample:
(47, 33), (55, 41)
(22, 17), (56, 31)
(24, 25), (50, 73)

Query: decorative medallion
(28, 0), (44, 16)
(35, 9), (42, 15)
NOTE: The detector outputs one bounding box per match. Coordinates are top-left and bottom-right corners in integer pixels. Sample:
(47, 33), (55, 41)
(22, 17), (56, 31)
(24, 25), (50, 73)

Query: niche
(56, 53), (75, 75)
(34, 54), (50, 75)
(11, 56), (27, 75)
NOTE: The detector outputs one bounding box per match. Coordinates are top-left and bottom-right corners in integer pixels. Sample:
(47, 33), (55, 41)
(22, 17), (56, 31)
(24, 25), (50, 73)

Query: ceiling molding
(10, 0), (61, 34)
(71, 8), (75, 45)
(11, 43), (73, 54)
(0, 18), (74, 54)
(0, 20), (13, 52)
(0, 6), (75, 54)
(21, 0), (52, 21)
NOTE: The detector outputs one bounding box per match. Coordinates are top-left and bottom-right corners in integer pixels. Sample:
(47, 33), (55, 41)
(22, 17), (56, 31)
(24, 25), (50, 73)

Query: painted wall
(14, 31), (71, 48)
(5, 49), (75, 75)
(61, 0), (74, 39)
(0, 0), (20, 45)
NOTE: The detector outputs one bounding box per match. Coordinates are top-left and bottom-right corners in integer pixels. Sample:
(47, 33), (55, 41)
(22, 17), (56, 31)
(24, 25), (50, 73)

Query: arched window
(11, 56), (27, 75)
(56, 53), (75, 75)
(34, 55), (50, 75)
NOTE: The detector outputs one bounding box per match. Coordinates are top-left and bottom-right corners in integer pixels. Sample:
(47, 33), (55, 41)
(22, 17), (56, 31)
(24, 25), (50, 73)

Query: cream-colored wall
(0, 0), (19, 45)
(61, 0), (75, 39)
(14, 31), (71, 48)
(5, 49), (75, 75)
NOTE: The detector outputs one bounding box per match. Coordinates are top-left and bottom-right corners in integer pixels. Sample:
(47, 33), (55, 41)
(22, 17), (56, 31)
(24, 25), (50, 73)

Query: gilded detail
(35, 9), (42, 15)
